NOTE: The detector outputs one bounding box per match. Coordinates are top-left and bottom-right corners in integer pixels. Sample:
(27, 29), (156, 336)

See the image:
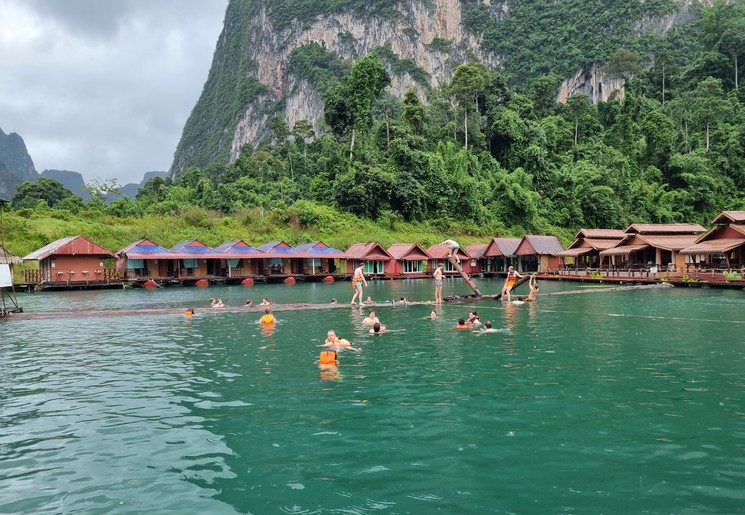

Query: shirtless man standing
(351, 264), (368, 306)
(433, 264), (444, 304)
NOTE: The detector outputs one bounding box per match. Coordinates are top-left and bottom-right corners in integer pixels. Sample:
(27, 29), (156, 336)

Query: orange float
(283, 277), (296, 285)
(241, 278), (254, 286)
(143, 279), (158, 289)
(195, 279), (209, 287)
(323, 275), (334, 283)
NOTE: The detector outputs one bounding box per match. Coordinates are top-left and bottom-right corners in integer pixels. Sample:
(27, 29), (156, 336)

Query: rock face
(172, 0), (708, 174)
(0, 128), (38, 198)
(556, 65), (626, 104)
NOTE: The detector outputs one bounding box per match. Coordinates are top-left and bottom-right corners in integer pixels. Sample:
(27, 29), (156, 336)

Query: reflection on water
(1, 281), (745, 513)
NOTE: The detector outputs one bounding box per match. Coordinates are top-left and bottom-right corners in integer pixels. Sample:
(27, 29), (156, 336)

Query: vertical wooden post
(446, 255), (481, 297)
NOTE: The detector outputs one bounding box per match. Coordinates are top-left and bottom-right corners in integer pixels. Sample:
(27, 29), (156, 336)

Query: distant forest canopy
(6, 0), (745, 246)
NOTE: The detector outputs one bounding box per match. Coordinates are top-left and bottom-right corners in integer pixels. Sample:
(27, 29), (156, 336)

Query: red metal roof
(464, 243), (488, 259)
(426, 243), (471, 260)
(483, 237), (521, 257)
(576, 228), (627, 239)
(680, 238), (745, 255)
(515, 235), (565, 256)
(711, 211), (745, 225)
(387, 243), (431, 261)
(556, 247), (594, 257)
(636, 234), (701, 251)
(344, 242), (392, 261)
(625, 223), (706, 235)
(599, 244), (650, 256)
(23, 235), (116, 261)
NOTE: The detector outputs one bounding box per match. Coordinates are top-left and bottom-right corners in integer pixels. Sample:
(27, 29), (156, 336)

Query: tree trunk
(385, 108), (390, 151)
(464, 106), (468, 151)
(662, 62), (666, 105)
(735, 53), (739, 91)
(706, 121), (710, 151)
(349, 128), (356, 160)
(574, 118), (579, 146)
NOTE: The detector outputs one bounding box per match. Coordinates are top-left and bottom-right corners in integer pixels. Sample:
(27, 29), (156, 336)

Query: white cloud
(0, 0), (227, 184)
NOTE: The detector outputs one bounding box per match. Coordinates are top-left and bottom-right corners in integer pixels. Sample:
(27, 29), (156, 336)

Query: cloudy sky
(0, 0), (228, 184)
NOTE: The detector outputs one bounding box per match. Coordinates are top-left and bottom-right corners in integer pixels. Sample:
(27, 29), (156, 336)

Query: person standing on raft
(350, 264), (368, 306)
(433, 264), (444, 304)
(501, 266), (523, 302)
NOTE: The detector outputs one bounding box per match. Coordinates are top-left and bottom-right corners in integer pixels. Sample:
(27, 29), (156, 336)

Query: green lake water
(1, 278), (744, 514)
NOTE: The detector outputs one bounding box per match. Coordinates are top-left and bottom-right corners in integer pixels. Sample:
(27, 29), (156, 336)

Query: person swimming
(324, 330), (361, 352)
(430, 310), (438, 319)
(260, 297), (272, 306)
(184, 307), (196, 316)
(259, 308), (276, 324)
(245, 299), (253, 307)
(455, 318), (469, 329)
(369, 322), (388, 334)
(362, 310), (380, 326)
(480, 320), (499, 333)
(317, 349), (338, 366)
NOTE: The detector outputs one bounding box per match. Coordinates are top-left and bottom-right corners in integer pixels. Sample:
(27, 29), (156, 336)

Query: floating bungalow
(344, 242), (392, 276)
(216, 240), (264, 280)
(385, 243), (431, 277)
(118, 239), (176, 282)
(464, 243), (488, 275)
(257, 240), (306, 277)
(295, 241), (345, 276)
(599, 223), (706, 272)
(426, 243), (473, 275)
(483, 237), (521, 273)
(681, 211), (745, 270)
(169, 240), (222, 282)
(23, 235), (121, 289)
(514, 235), (564, 272)
(556, 229), (627, 270)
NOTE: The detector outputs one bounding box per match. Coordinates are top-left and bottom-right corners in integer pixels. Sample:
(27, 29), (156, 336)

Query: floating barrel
(283, 277), (296, 285)
(241, 278), (254, 286)
(323, 275), (334, 283)
(143, 279), (158, 289)
(195, 279), (209, 287)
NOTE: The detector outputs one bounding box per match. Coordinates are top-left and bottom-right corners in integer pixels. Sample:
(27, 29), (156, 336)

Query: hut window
(126, 259), (145, 269)
(183, 259), (199, 269)
(403, 260), (422, 273)
(227, 259), (240, 268)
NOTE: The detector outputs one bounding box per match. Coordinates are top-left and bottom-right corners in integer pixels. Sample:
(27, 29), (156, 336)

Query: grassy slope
(4, 208), (575, 267)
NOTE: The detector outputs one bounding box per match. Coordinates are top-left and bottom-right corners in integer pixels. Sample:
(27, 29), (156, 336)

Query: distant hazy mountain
(40, 169), (89, 200)
(0, 128), (38, 198)
(115, 171), (169, 200)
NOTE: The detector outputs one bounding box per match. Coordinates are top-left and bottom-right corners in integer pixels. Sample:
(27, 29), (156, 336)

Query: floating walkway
(1, 283), (674, 321)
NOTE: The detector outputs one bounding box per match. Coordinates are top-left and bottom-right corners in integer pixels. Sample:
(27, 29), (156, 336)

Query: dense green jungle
(3, 0), (745, 262)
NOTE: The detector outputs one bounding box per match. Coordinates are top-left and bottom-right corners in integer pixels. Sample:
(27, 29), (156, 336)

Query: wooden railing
(23, 268), (120, 284)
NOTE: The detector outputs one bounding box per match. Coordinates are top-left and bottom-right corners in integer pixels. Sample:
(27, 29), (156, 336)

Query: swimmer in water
(184, 307), (196, 316)
(369, 322), (388, 334)
(455, 318), (469, 329)
(260, 297), (271, 306)
(362, 310), (380, 326)
(430, 310), (438, 319)
(245, 299), (253, 307)
(316, 348), (339, 366)
(480, 320), (499, 333)
(324, 330), (361, 352)
(259, 308), (276, 324)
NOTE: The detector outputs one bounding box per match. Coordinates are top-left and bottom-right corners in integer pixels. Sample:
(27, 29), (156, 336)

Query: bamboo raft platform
(1, 283), (674, 321)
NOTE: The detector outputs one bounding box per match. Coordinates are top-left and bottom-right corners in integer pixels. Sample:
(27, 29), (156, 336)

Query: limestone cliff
(171, 0), (710, 175)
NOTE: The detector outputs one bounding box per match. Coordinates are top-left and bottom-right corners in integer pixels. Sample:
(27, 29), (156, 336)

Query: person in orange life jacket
(317, 348), (338, 366)
(455, 318), (470, 329)
(259, 308), (276, 324)
(501, 266), (524, 302)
